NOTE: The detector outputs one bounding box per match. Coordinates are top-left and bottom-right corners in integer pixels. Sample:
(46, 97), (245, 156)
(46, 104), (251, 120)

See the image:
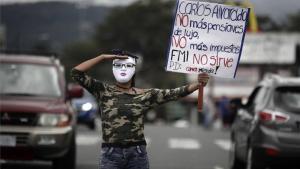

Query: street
(1, 0), (299, 169)
(1, 123), (231, 169)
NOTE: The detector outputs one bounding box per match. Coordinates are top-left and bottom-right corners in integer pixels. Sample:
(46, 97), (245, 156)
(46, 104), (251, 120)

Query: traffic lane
(0, 124), (230, 169)
(2, 124), (300, 169)
(76, 133), (100, 169)
(0, 161), (51, 169)
(146, 124), (230, 169)
(76, 124), (231, 169)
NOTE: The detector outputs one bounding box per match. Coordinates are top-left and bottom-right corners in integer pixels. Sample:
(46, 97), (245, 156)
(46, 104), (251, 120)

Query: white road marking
(214, 139), (231, 151)
(145, 136), (151, 147)
(76, 134), (101, 146)
(214, 166), (224, 169)
(168, 138), (201, 150)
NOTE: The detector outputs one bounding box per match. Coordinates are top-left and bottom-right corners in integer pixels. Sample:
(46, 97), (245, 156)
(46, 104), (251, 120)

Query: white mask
(112, 57), (136, 84)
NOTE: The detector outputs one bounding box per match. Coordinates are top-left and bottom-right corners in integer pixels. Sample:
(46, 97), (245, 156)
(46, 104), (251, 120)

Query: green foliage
(256, 15), (281, 31)
(93, 0), (186, 88)
(1, 2), (109, 53)
(286, 10), (300, 31)
(62, 41), (114, 83)
(256, 10), (300, 32)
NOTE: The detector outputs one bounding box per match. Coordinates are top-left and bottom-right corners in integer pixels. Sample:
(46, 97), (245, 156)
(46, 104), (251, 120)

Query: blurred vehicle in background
(0, 53), (83, 169)
(229, 74), (300, 169)
(71, 88), (99, 130)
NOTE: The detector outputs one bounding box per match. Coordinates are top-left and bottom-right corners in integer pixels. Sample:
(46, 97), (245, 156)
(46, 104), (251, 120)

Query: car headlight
(81, 102), (93, 111)
(38, 113), (70, 127)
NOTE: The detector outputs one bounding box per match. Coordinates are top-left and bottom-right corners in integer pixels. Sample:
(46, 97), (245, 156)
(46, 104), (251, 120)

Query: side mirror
(67, 83), (83, 99)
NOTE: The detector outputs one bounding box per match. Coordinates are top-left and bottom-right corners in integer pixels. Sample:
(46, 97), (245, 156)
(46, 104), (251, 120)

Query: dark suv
(0, 53), (82, 169)
(229, 74), (300, 169)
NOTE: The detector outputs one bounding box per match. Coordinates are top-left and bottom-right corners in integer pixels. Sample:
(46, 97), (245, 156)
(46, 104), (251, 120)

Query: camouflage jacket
(71, 69), (190, 144)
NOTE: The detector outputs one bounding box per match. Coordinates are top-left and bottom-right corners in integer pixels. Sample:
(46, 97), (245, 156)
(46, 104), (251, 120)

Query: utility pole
(296, 44), (300, 76)
(0, 24), (6, 50)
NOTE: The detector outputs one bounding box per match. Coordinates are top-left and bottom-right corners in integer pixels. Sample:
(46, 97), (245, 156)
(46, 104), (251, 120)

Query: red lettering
(172, 36), (187, 48)
(227, 58), (233, 67)
(210, 56), (216, 66)
(186, 67), (198, 72)
(209, 56), (234, 67)
(176, 14), (189, 27)
(201, 54), (208, 65)
(193, 53), (208, 65)
(193, 53), (200, 64)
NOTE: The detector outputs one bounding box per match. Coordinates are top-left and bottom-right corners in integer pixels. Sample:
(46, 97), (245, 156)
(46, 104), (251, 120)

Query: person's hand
(101, 54), (128, 60)
(198, 73), (210, 86)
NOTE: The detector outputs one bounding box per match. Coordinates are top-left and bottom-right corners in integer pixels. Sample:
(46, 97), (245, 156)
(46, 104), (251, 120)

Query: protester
(71, 49), (210, 169)
(217, 95), (231, 128)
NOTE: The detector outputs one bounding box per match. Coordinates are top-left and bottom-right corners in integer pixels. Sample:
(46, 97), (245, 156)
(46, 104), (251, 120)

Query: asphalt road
(1, 123), (231, 169)
(77, 123), (230, 169)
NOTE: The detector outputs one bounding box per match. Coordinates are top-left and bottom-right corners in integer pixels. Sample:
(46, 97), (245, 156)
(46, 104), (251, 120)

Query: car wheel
(53, 134), (76, 169)
(246, 148), (265, 169)
(229, 141), (245, 169)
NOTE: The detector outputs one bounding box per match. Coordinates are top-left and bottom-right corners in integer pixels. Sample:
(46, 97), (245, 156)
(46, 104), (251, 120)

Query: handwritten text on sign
(166, 0), (250, 78)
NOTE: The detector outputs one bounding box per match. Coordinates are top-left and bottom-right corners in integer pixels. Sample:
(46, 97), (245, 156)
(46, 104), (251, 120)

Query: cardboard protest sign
(166, 0), (250, 78)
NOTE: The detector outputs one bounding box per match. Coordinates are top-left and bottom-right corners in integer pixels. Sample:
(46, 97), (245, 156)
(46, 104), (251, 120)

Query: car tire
(52, 133), (76, 169)
(229, 141), (245, 169)
(246, 147), (265, 169)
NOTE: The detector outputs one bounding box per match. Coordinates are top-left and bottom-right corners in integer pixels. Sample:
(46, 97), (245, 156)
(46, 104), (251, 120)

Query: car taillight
(259, 111), (272, 122)
(275, 114), (288, 123)
(265, 147), (279, 156)
(259, 110), (289, 123)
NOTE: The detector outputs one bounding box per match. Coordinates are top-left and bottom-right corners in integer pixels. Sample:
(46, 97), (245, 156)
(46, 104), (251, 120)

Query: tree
(256, 15), (281, 32)
(62, 41), (112, 82)
(93, 0), (186, 88)
(286, 10), (300, 32)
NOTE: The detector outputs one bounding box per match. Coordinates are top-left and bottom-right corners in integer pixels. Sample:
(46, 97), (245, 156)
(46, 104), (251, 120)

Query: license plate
(0, 135), (16, 147)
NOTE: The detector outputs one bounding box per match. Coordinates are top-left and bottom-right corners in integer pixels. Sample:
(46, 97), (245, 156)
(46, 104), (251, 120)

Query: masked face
(112, 57), (136, 84)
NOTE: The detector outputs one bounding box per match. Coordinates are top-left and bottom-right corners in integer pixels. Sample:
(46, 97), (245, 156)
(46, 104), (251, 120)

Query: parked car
(229, 74), (300, 169)
(72, 88), (99, 130)
(0, 53), (83, 169)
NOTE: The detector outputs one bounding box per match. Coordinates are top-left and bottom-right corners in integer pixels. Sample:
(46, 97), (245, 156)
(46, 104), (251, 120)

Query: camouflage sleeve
(149, 86), (190, 106)
(70, 68), (105, 99)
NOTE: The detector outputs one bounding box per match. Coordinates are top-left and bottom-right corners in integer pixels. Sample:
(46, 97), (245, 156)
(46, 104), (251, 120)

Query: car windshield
(0, 63), (61, 97)
(274, 86), (300, 110)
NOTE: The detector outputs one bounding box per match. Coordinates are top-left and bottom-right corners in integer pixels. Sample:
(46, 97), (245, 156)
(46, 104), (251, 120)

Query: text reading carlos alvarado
(178, 1), (248, 21)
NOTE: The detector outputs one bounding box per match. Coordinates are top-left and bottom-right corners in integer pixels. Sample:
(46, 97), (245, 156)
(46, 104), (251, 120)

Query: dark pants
(99, 145), (149, 169)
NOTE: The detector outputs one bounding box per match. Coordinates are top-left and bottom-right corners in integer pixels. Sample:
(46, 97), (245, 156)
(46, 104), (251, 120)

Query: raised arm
(74, 54), (128, 72)
(147, 73), (210, 106)
(70, 54), (128, 98)
(186, 73), (210, 93)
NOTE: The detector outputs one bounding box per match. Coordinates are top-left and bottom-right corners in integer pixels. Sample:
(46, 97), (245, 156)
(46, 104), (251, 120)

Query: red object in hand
(198, 84), (204, 112)
(197, 73), (209, 112)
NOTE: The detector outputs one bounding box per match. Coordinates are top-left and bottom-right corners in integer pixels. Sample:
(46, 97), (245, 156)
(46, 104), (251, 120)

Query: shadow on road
(0, 162), (52, 169)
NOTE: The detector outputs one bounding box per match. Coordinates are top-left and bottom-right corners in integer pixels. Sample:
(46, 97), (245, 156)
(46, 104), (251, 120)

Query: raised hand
(102, 54), (128, 60)
(198, 73), (210, 86)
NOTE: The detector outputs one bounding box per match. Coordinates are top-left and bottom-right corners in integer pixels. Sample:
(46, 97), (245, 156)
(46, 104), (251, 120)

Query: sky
(1, 0), (300, 21)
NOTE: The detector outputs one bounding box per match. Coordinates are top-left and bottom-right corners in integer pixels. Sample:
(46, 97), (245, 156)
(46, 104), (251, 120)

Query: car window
(254, 87), (268, 105)
(253, 86), (271, 112)
(0, 63), (61, 97)
(274, 86), (300, 111)
(245, 87), (261, 108)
